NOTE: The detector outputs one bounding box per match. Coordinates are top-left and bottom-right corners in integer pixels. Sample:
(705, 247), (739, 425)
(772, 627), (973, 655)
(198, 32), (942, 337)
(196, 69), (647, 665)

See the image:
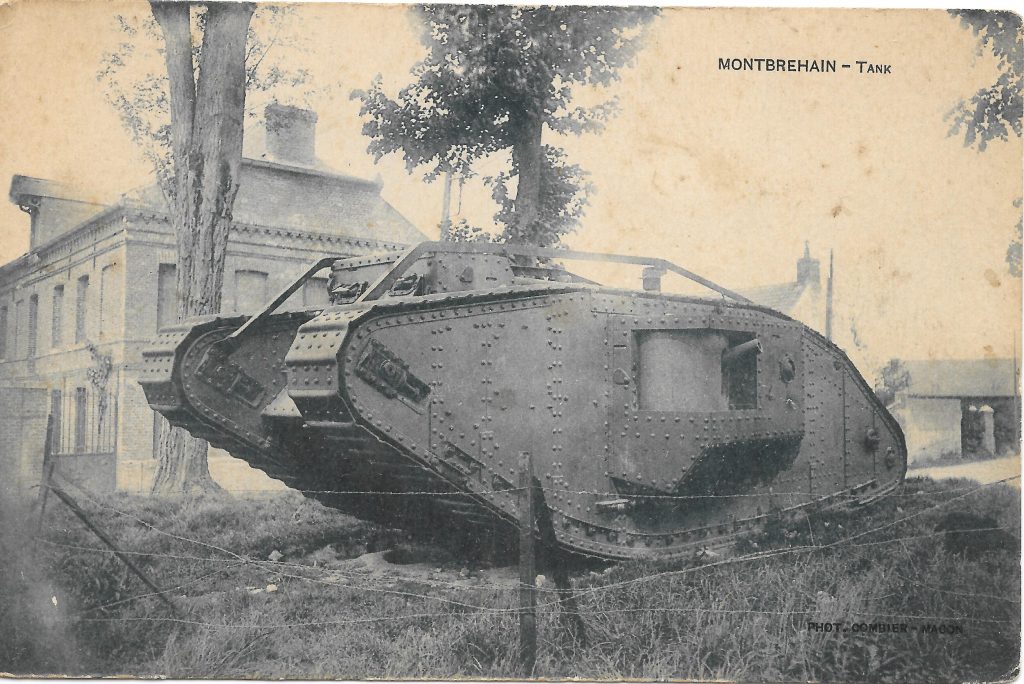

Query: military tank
(141, 241), (906, 560)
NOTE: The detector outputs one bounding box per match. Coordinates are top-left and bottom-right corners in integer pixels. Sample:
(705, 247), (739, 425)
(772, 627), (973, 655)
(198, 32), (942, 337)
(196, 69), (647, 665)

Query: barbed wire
(530, 476), (1022, 611)
(79, 561), (249, 615)
(174, 475), (1021, 501)
(62, 602), (1016, 630)
(30, 475), (1019, 633)
(888, 570), (1022, 605)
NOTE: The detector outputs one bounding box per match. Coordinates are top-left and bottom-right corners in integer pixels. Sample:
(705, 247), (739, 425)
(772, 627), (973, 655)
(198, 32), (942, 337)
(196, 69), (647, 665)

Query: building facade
(738, 244), (1020, 462)
(891, 358), (1020, 463)
(0, 104), (426, 496)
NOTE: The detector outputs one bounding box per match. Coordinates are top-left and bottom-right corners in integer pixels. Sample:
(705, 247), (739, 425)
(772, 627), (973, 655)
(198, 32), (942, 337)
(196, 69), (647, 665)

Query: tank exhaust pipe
(722, 338), (763, 364)
(642, 266), (665, 292)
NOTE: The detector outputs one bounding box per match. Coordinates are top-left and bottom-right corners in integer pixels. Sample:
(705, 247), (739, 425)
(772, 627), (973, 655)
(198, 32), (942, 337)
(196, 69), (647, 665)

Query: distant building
(891, 359), (1021, 463)
(740, 241), (835, 340)
(0, 104), (427, 497)
(738, 244), (1021, 462)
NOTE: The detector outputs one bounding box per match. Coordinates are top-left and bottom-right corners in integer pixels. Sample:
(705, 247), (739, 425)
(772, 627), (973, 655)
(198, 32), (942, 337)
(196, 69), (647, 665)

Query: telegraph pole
(1014, 334), (1020, 451)
(440, 169), (453, 242)
(825, 249), (834, 341)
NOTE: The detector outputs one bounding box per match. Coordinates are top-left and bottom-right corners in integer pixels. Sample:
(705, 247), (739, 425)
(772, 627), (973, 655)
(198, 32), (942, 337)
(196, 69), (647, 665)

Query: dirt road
(908, 455), (1021, 488)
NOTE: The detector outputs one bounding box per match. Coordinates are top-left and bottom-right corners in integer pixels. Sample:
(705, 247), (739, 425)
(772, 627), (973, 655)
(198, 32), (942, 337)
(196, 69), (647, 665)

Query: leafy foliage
(946, 11), (1023, 278)
(874, 358), (912, 407)
(1008, 198), (1022, 278)
(96, 6), (315, 199)
(946, 10), (1022, 151)
(447, 219), (499, 244)
(489, 146), (594, 246)
(354, 5), (657, 245)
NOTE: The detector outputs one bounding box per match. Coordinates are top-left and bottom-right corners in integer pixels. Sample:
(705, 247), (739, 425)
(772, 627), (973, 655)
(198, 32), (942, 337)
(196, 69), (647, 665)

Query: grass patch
(1, 477), (1019, 681)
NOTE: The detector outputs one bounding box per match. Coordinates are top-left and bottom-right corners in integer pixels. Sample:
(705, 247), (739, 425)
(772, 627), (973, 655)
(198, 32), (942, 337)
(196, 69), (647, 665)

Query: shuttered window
(74, 387), (87, 453)
(157, 263), (177, 331)
(27, 294), (38, 358)
(75, 275), (89, 343)
(0, 305), (7, 360)
(50, 389), (63, 449)
(99, 264), (118, 340)
(52, 285), (64, 347)
(14, 299), (23, 358)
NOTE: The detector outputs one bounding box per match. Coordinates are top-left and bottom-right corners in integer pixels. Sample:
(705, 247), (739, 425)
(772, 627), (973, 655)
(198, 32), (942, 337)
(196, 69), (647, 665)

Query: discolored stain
(830, 202), (844, 218)
(983, 269), (1002, 288)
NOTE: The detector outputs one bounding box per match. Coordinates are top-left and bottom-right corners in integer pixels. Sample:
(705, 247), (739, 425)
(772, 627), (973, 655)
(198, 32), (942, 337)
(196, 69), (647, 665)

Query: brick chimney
(265, 103), (317, 166)
(796, 240), (820, 288)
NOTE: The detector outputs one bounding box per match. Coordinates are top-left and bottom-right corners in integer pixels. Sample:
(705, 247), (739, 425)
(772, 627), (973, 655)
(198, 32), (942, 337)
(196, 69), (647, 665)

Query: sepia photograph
(0, 1), (1020, 681)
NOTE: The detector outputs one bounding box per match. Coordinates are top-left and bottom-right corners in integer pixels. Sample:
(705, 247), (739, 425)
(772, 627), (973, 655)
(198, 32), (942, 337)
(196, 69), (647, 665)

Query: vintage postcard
(0, 2), (1020, 681)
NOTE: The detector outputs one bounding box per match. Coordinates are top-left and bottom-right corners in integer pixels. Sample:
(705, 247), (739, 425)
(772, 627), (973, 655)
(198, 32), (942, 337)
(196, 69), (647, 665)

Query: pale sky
(0, 2), (1020, 376)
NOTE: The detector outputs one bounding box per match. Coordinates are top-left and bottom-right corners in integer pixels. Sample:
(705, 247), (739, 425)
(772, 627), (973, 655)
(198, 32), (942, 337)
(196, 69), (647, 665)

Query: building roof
(903, 359), (1020, 398)
(124, 157), (426, 245)
(738, 281), (809, 313)
(738, 241), (824, 315)
(6, 104), (427, 267)
(8, 175), (110, 206)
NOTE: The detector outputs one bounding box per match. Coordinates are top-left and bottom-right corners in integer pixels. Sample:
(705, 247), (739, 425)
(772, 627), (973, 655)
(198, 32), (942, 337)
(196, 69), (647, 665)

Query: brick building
(0, 104), (426, 496)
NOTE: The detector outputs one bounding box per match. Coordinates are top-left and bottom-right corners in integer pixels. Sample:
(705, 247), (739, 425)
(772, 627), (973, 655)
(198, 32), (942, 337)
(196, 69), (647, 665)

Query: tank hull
(142, 272), (906, 560)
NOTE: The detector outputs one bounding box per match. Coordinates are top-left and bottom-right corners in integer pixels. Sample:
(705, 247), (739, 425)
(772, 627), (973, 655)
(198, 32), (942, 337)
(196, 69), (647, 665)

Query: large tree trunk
(152, 426), (214, 495)
(508, 106), (544, 244)
(150, 1), (255, 495)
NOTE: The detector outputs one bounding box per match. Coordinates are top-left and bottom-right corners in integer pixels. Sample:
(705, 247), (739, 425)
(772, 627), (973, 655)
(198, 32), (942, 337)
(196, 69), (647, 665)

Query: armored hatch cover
(141, 241), (907, 560)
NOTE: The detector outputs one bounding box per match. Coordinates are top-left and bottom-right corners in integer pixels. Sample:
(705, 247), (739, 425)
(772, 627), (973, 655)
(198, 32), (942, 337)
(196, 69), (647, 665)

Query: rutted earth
(231, 457), (1021, 598)
(311, 548), (522, 588)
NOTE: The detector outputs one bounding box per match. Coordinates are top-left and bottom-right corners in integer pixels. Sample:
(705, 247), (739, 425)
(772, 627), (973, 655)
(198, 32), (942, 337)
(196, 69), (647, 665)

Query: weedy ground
(1, 475), (1019, 682)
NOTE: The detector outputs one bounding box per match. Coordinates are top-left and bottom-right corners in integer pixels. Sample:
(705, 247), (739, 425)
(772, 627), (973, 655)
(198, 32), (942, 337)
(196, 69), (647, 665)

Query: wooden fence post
(533, 476), (587, 647)
(45, 477), (179, 614)
(518, 451), (537, 677)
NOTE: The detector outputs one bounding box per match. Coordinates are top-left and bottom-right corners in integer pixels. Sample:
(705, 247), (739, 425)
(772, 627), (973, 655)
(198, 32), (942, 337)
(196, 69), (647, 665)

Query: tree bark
(150, 1), (255, 495)
(150, 1), (195, 210)
(508, 106), (544, 244)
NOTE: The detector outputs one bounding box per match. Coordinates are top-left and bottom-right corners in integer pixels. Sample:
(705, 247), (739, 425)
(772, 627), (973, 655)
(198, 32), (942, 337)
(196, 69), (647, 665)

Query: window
(721, 334), (759, 410)
(52, 285), (64, 347)
(14, 299), (23, 358)
(0, 305), (7, 360)
(156, 264), (177, 331)
(75, 275), (89, 343)
(234, 270), (268, 314)
(636, 329), (759, 412)
(303, 276), (329, 308)
(50, 389), (63, 452)
(74, 387), (87, 453)
(27, 294), (38, 358)
(99, 264), (118, 340)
